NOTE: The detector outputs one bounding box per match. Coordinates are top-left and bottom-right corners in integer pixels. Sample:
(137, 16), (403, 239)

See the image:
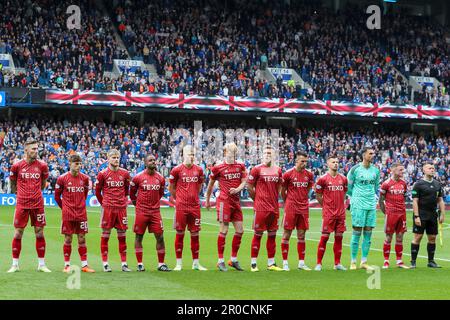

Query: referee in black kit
(410, 162), (446, 268)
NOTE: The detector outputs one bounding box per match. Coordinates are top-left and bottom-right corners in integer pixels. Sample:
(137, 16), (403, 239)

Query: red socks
(117, 232), (127, 263)
(191, 232), (199, 260)
(281, 239), (289, 261)
(333, 234), (343, 265)
(78, 243), (87, 262)
(383, 240), (391, 261)
(251, 233), (262, 258)
(217, 232), (227, 259)
(317, 234), (329, 265)
(266, 232), (276, 259)
(297, 239), (305, 260)
(63, 242), (72, 263)
(101, 231), (110, 262)
(12, 237), (22, 259)
(36, 236), (46, 259)
(395, 241), (403, 261)
(231, 232), (243, 258)
(135, 244), (143, 264)
(175, 232), (184, 259)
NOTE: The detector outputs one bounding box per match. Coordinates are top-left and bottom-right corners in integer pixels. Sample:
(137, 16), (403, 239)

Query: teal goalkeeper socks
(350, 231), (362, 261)
(361, 230), (373, 260)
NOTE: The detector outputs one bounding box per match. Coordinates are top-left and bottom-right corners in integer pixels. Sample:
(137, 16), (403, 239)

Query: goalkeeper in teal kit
(346, 147), (380, 270)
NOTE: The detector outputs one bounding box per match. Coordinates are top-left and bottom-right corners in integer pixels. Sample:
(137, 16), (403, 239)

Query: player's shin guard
(383, 240), (391, 261)
(117, 232), (127, 263)
(411, 243), (420, 261)
(12, 237), (22, 260)
(266, 231), (276, 260)
(317, 234), (329, 265)
(190, 232), (199, 260)
(361, 230), (372, 261)
(175, 231), (185, 259)
(333, 234), (343, 265)
(281, 239), (289, 261)
(63, 241), (72, 264)
(155, 236), (165, 264)
(78, 243), (87, 265)
(297, 238), (306, 261)
(231, 232), (243, 260)
(395, 241), (403, 261)
(135, 245), (143, 264)
(101, 231), (110, 263)
(251, 233), (262, 259)
(427, 243), (436, 262)
(217, 232), (227, 260)
(35, 235), (46, 259)
(350, 230), (362, 262)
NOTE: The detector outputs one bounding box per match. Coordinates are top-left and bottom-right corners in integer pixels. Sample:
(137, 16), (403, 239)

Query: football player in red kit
(95, 149), (131, 272)
(169, 145), (206, 271)
(247, 145), (283, 272)
(314, 155), (348, 271)
(379, 162), (410, 269)
(8, 139), (51, 273)
(55, 154), (95, 273)
(206, 143), (247, 272)
(280, 151), (314, 271)
(130, 154), (171, 272)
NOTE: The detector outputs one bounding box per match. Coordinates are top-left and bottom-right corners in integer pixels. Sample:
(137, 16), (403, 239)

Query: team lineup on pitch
(2, 140), (446, 280)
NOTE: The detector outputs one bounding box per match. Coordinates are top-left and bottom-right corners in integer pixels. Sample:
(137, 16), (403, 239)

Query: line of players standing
(5, 140), (446, 273)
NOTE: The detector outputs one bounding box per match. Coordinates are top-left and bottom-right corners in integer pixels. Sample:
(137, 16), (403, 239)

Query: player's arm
(346, 165), (357, 197)
(124, 172), (131, 198)
(129, 177), (138, 206)
(205, 178), (215, 210)
(159, 177), (166, 199)
(41, 163), (49, 190)
(379, 182), (388, 214)
(95, 172), (104, 206)
(280, 172), (288, 203)
(168, 168), (178, 203)
(411, 182), (421, 226)
(54, 178), (63, 209)
(437, 184), (445, 223)
(246, 167), (258, 201)
(198, 168), (205, 195)
(9, 163), (18, 194)
(83, 177), (89, 199)
(230, 166), (248, 195)
(315, 177), (323, 206)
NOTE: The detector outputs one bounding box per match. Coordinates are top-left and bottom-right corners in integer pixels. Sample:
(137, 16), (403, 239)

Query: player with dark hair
(130, 154), (170, 272)
(410, 162), (446, 268)
(379, 162), (409, 269)
(314, 154), (348, 271)
(280, 150), (314, 271)
(55, 154), (95, 273)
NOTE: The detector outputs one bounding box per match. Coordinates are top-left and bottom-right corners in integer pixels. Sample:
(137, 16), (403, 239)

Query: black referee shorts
(412, 217), (438, 235)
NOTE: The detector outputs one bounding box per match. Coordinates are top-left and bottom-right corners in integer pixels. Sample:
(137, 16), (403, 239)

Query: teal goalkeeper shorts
(351, 208), (377, 228)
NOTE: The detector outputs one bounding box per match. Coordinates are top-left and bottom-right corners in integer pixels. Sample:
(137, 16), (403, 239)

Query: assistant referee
(410, 162), (446, 268)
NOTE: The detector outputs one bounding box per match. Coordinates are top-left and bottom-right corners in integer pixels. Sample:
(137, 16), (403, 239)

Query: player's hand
(414, 216), (421, 227)
(205, 200), (211, 210)
(439, 214), (445, 224)
(169, 196), (176, 205)
(229, 187), (240, 195)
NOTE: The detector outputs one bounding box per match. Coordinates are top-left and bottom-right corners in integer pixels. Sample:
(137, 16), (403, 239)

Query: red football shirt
(169, 164), (205, 210)
(130, 170), (165, 215)
(247, 164), (282, 212)
(380, 178), (407, 215)
(95, 167), (130, 208)
(282, 168), (314, 213)
(55, 172), (90, 221)
(209, 162), (247, 205)
(315, 173), (348, 217)
(9, 159), (49, 209)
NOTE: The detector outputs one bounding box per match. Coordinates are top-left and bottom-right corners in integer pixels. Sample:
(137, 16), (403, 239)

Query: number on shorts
(122, 216), (128, 225)
(80, 221), (88, 231)
(195, 218), (201, 226)
(36, 214), (45, 223)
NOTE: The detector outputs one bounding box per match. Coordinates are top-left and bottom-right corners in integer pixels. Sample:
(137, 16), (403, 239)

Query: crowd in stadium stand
(1, 0), (449, 107)
(1, 117), (449, 202)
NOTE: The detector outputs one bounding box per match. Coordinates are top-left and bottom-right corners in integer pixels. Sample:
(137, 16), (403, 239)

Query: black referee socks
(427, 243), (436, 262)
(411, 243), (420, 262)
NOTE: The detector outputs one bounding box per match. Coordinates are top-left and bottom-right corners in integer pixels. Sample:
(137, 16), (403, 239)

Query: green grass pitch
(0, 206), (449, 300)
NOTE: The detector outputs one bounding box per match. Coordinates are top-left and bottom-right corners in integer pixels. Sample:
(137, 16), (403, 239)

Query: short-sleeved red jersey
(169, 164), (204, 210)
(55, 172), (90, 221)
(210, 162), (247, 205)
(315, 172), (348, 217)
(130, 170), (165, 215)
(380, 178), (407, 215)
(247, 164), (282, 212)
(282, 168), (314, 212)
(95, 167), (130, 208)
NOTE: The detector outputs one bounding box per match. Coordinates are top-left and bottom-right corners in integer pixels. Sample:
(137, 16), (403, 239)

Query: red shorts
(283, 209), (309, 231)
(253, 210), (279, 232)
(174, 208), (201, 232)
(384, 213), (407, 234)
(134, 213), (164, 235)
(321, 215), (346, 234)
(14, 208), (46, 228)
(61, 220), (88, 235)
(216, 200), (243, 223)
(100, 207), (128, 230)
